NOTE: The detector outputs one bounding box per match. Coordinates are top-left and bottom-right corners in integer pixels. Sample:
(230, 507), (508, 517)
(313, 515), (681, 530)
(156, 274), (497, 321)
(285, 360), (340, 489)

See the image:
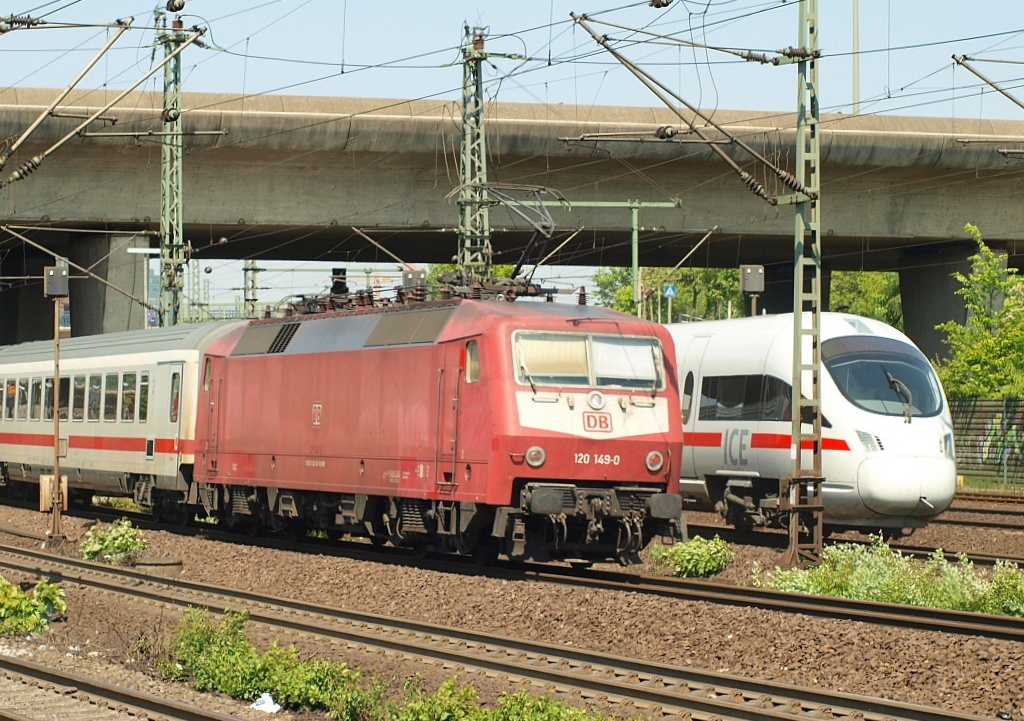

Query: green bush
(0, 576), (67, 635)
(79, 518), (148, 564)
(648, 535), (734, 578)
(754, 536), (1024, 616)
(160, 609), (621, 721)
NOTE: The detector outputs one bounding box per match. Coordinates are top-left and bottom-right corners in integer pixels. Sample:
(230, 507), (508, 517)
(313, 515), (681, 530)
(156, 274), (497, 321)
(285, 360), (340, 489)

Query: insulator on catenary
(161, 107), (181, 123)
(778, 170), (805, 193)
(11, 156), (40, 181)
(654, 125), (676, 140)
(166, 0), (185, 12)
(648, 0), (671, 7)
(577, 287), (587, 306)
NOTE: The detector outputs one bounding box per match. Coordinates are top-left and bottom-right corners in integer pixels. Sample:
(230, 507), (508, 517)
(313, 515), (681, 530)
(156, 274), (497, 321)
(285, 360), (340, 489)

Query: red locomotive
(1, 297), (684, 564)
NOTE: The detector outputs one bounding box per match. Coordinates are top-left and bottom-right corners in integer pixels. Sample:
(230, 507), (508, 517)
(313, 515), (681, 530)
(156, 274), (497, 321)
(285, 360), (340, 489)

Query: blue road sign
(663, 284), (676, 299)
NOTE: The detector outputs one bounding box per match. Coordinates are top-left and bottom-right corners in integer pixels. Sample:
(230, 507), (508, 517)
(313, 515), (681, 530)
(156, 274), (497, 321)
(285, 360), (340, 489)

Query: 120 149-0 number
(574, 452), (620, 465)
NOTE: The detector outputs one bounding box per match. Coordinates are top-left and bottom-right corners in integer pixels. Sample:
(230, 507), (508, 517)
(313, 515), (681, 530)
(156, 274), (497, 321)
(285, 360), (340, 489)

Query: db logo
(583, 411), (612, 432)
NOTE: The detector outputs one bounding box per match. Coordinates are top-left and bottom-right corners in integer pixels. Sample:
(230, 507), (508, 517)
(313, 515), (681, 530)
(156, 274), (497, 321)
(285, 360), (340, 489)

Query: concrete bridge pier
(0, 249), (56, 345)
(898, 242), (977, 363)
(68, 233), (149, 337)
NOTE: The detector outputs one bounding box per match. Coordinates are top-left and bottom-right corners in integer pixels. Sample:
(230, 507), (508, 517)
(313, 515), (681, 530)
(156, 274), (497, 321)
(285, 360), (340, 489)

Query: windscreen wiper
(882, 365), (913, 424)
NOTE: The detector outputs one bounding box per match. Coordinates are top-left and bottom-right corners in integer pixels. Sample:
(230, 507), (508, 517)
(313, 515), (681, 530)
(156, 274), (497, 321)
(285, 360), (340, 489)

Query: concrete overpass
(1, 87), (1023, 357)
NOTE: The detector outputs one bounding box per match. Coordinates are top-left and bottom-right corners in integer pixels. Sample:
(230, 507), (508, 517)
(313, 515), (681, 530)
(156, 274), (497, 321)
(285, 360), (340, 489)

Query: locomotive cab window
(513, 332), (664, 390)
(823, 335), (943, 418)
(681, 372), (695, 424)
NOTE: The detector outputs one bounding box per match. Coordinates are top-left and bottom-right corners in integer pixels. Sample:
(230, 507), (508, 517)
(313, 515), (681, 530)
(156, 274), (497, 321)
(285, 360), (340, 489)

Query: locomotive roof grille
(268, 324), (300, 353)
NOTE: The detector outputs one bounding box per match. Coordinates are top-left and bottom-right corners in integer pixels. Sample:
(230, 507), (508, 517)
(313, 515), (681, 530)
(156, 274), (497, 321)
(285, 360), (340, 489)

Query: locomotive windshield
(823, 335), (943, 418)
(513, 332), (664, 390)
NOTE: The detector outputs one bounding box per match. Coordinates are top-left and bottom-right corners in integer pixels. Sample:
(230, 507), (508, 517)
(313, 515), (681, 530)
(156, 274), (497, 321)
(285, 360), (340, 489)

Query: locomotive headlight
(587, 391), (605, 410)
(525, 446), (546, 468)
(645, 450), (665, 472)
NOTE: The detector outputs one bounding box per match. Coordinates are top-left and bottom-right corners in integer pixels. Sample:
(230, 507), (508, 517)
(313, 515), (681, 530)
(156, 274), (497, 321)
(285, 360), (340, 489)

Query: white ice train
(665, 312), (957, 535)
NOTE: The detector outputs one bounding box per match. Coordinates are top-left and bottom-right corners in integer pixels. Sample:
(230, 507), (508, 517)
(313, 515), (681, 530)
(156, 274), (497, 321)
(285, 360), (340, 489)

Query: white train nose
(857, 457), (957, 517)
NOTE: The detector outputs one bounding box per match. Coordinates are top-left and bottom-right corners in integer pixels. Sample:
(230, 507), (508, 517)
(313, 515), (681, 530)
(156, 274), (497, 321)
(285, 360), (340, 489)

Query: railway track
(0, 653), (246, 721)
(0, 543), (989, 721)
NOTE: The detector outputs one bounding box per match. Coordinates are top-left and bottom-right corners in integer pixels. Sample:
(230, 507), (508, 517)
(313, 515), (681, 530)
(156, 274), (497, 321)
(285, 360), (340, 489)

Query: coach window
(58, 377), (70, 421)
(104, 373), (118, 421)
(16, 378), (28, 420)
(87, 375), (101, 421)
(203, 358), (213, 391)
(4, 379), (14, 420)
(29, 379), (42, 421)
(43, 377), (54, 421)
(170, 372), (181, 423)
(72, 376), (85, 421)
(681, 372), (695, 424)
(139, 372), (149, 422)
(121, 372), (137, 422)
(465, 341), (479, 383)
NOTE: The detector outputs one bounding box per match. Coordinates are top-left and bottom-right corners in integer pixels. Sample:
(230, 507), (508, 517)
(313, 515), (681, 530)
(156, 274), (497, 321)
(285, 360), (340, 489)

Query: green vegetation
(0, 576), (66, 635)
(592, 266), (742, 322)
(159, 609), (617, 720)
(829, 270), (903, 329)
(755, 537), (1024, 616)
(79, 518), (148, 564)
(648, 535), (734, 578)
(93, 496), (146, 513)
(934, 223), (1024, 397)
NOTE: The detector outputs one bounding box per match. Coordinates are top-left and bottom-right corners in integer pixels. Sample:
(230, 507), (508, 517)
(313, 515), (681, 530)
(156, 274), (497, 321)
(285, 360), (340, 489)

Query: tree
(592, 266), (743, 322)
(829, 271), (903, 330)
(933, 223), (1024, 397)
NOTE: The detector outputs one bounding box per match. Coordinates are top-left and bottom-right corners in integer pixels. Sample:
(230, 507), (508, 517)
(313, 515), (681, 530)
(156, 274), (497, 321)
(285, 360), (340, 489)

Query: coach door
(165, 362), (185, 472)
(203, 357), (222, 474)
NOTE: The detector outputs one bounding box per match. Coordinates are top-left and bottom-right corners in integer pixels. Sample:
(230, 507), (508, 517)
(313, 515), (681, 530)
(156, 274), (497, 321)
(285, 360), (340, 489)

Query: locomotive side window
(104, 374), (118, 421)
(465, 341), (479, 383)
(29, 378), (41, 421)
(87, 375), (101, 421)
(203, 358), (212, 391)
(3, 379), (13, 420)
(16, 378), (27, 420)
(139, 372), (149, 422)
(43, 377), (53, 421)
(699, 374), (828, 427)
(121, 372), (137, 422)
(72, 376), (85, 421)
(170, 372), (181, 423)
(513, 332), (664, 389)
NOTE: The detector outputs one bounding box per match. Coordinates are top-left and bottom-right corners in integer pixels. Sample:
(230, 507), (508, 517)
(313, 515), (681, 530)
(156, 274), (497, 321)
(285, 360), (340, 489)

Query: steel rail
(0, 545), (991, 721)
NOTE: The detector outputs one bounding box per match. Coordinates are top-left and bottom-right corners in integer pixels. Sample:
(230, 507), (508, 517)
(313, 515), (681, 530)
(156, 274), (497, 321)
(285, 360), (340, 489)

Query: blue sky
(6, 1), (1023, 118)
(6, 1), (1024, 306)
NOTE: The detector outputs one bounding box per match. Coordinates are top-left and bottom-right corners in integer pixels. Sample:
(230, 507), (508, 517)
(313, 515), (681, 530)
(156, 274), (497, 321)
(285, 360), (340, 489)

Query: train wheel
(177, 507), (194, 528)
(472, 539), (500, 566)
